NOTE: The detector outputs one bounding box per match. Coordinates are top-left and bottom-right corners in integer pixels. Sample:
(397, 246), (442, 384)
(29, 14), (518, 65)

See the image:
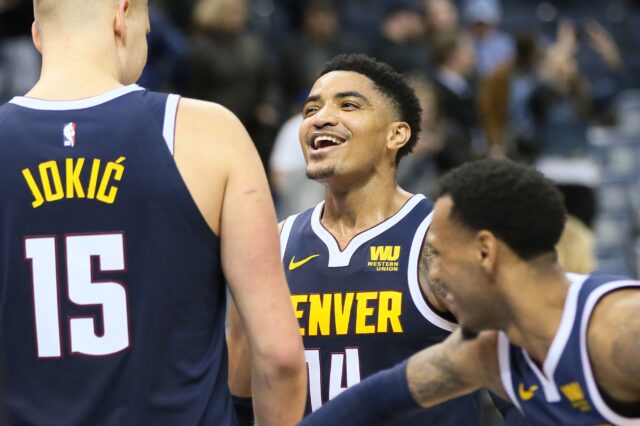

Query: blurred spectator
(424, 0), (459, 38)
(462, 0), (514, 77)
(269, 113), (324, 219)
(423, 0), (459, 54)
(371, 0), (430, 75)
(398, 74), (443, 196)
(157, 0), (198, 32)
(277, 0), (357, 116)
(430, 30), (480, 174)
(478, 31), (541, 162)
(530, 19), (625, 229)
(139, 2), (189, 92)
(185, 0), (281, 167)
(0, 0), (40, 101)
(574, 19), (627, 124)
(338, 0), (389, 48)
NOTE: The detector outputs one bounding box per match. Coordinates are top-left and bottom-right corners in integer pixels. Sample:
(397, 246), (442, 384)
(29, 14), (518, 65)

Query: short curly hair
(435, 158), (567, 260)
(320, 53), (422, 165)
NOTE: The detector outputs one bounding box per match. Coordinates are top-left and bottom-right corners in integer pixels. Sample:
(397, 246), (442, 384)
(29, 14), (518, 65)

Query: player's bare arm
(407, 329), (508, 407)
(175, 98), (306, 425)
(227, 299), (252, 397)
(227, 220), (289, 413)
(588, 289), (640, 403)
(418, 237), (450, 313)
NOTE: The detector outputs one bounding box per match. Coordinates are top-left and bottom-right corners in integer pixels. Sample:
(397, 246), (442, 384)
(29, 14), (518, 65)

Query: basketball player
(229, 53), (500, 425)
(299, 159), (640, 426)
(0, 1), (306, 425)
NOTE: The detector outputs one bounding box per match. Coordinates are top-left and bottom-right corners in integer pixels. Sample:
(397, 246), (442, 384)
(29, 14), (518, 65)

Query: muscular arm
(589, 289), (640, 402)
(300, 330), (508, 425)
(227, 298), (252, 397)
(175, 99), (306, 426)
(408, 329), (508, 406)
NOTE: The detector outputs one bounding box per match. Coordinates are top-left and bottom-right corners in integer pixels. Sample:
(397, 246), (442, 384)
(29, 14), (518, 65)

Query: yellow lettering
(377, 291), (403, 333)
(291, 294), (308, 336)
(22, 168), (45, 208)
(370, 246), (401, 261)
(387, 246), (401, 261)
(355, 292), (377, 334)
(97, 157), (125, 204)
(334, 292), (354, 335)
(308, 294), (332, 336)
(38, 161), (64, 202)
(87, 159), (101, 199)
(65, 158), (85, 198)
(370, 246), (386, 261)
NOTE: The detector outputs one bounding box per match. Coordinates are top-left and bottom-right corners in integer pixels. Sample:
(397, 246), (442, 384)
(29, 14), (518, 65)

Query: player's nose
(311, 105), (338, 129)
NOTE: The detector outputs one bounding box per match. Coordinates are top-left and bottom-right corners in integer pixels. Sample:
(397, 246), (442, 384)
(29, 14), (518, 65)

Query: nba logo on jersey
(63, 122), (76, 147)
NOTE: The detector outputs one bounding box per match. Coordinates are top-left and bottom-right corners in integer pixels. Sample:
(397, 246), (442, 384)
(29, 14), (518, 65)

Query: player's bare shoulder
(173, 98), (260, 234)
(588, 287), (640, 400)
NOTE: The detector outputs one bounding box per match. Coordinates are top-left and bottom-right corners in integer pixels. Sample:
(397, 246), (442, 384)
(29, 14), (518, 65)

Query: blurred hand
(585, 20), (623, 70)
(555, 19), (578, 57)
(539, 20), (580, 91)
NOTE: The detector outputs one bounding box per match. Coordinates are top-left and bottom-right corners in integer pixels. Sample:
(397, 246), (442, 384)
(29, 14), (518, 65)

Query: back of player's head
(435, 158), (567, 260)
(34, 0), (144, 27)
(320, 53), (422, 165)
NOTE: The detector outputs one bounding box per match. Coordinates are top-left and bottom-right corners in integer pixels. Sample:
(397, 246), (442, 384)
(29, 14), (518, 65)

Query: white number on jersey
(24, 233), (129, 358)
(305, 348), (361, 411)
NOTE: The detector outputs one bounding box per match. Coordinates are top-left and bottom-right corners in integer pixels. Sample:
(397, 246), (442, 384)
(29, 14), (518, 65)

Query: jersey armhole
(280, 214), (299, 260)
(163, 94), (180, 156)
(407, 212), (457, 332)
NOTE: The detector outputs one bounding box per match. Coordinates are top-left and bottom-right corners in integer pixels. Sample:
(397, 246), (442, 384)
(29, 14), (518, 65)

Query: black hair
(320, 53), (422, 165)
(435, 158), (567, 260)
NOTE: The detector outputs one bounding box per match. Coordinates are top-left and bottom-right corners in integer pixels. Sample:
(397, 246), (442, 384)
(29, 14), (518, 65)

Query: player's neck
(501, 262), (571, 367)
(321, 178), (412, 250)
(27, 41), (124, 100)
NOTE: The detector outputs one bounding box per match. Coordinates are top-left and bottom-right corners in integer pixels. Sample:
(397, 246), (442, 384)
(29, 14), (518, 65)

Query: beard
(461, 327), (479, 340)
(306, 166), (336, 181)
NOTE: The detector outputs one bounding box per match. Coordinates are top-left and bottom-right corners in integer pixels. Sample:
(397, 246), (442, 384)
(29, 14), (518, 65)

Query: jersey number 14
(305, 348), (361, 411)
(24, 233), (130, 358)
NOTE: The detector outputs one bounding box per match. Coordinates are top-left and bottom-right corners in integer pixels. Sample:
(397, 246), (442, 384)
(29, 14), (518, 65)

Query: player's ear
(31, 21), (43, 54)
(114, 0), (130, 45)
(386, 121), (411, 151)
(476, 230), (498, 274)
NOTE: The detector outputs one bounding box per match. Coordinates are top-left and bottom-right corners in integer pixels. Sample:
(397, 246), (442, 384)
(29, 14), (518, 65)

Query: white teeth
(312, 135), (344, 149)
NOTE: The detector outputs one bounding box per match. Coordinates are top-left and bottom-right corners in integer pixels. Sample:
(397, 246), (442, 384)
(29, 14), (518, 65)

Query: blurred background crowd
(2, 0), (640, 279)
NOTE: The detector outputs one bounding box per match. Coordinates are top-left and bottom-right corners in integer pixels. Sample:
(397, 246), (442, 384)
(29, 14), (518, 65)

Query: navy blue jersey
(498, 272), (640, 426)
(281, 195), (483, 425)
(0, 86), (236, 426)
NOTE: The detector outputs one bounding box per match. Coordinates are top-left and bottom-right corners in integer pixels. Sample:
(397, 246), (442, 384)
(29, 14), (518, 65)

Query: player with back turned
(300, 158), (640, 426)
(0, 1), (306, 425)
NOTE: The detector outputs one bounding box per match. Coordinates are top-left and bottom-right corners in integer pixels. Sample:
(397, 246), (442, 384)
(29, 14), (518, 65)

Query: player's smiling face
(299, 70), (399, 182)
(426, 196), (498, 334)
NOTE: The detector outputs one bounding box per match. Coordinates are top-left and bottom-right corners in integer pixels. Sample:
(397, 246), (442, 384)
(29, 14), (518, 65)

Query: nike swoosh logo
(288, 254), (320, 270)
(518, 383), (539, 401)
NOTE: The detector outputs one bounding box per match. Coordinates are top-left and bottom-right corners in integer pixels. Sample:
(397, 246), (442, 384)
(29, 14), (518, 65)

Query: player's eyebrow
(334, 91), (371, 105)
(303, 91), (372, 107)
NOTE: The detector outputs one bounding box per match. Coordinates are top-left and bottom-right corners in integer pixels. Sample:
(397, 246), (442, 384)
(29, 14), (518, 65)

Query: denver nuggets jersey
(0, 86), (236, 425)
(498, 272), (640, 426)
(281, 195), (483, 425)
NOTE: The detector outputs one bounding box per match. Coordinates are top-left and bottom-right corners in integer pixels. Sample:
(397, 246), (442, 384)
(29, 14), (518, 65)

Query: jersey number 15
(24, 233), (130, 358)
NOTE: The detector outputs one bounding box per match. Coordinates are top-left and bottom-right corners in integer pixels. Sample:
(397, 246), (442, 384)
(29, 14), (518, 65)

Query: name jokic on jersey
(22, 157), (126, 208)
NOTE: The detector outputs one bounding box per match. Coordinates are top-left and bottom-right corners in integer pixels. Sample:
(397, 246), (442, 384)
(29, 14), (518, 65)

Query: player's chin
(306, 165), (336, 181)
